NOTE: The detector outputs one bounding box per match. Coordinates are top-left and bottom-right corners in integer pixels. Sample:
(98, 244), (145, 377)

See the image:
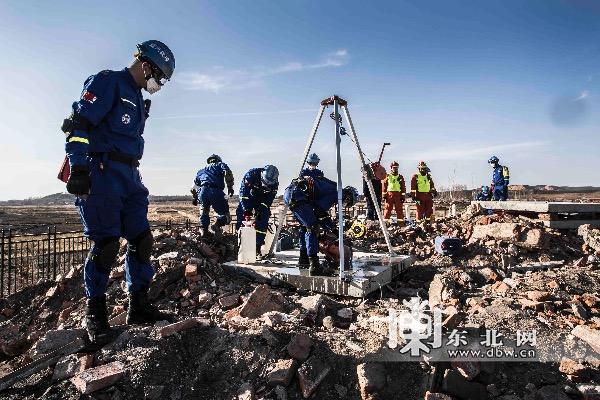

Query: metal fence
(0, 219), (198, 298)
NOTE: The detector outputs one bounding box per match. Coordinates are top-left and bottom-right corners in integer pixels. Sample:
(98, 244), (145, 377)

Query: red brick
(158, 318), (210, 338)
(219, 294), (240, 310)
(287, 333), (312, 361)
(71, 361), (125, 394)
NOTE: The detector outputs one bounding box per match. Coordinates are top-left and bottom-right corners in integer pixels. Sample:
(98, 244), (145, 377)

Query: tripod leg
(267, 105), (326, 256)
(341, 105), (395, 255)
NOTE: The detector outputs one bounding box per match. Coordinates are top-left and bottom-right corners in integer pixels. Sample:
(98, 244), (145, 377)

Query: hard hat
(390, 161), (399, 168)
(418, 161), (428, 168)
(481, 185), (488, 191)
(307, 153), (320, 165)
(342, 186), (359, 208)
(370, 162), (387, 180)
(261, 165), (279, 188)
(488, 156), (499, 164)
(207, 154), (222, 164)
(135, 40), (176, 81)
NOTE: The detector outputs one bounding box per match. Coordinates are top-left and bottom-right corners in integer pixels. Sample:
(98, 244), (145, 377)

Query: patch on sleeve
(82, 91), (97, 104)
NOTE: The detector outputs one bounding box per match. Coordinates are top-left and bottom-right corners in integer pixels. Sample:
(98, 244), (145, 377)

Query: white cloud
(177, 49), (349, 93)
(574, 90), (589, 101)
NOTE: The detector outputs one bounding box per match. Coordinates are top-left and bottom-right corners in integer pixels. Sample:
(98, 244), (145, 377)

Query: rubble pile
(0, 210), (599, 399)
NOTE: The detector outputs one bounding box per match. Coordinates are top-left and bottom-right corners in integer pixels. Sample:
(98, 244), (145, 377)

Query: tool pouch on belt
(57, 156), (71, 183)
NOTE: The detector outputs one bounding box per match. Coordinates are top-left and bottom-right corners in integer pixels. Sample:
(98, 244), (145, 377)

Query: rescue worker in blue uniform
(476, 185), (491, 201)
(192, 154), (234, 237)
(283, 176), (358, 275)
(61, 40), (175, 343)
(300, 153), (324, 178)
(235, 165), (279, 256)
(488, 156), (510, 201)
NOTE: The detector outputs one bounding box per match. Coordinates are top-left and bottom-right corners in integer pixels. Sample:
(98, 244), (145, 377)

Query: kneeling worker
(235, 165), (279, 257)
(283, 176), (358, 276)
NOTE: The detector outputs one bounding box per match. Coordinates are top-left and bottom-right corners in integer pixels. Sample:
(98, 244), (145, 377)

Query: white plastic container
(238, 224), (257, 264)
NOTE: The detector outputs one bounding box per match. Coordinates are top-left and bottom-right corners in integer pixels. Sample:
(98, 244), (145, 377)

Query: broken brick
(71, 361), (125, 394)
(185, 264), (198, 278)
(239, 284), (284, 319)
(267, 359), (297, 387)
(451, 360), (480, 381)
(219, 294), (240, 310)
(571, 325), (600, 354)
(158, 318), (210, 338)
(297, 356), (331, 398)
(287, 333), (312, 361)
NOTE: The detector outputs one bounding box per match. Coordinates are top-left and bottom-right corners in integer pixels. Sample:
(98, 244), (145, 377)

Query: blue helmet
(135, 40), (175, 80)
(261, 165), (279, 188)
(307, 153), (320, 165)
(482, 185), (489, 192)
(207, 154), (222, 164)
(488, 156), (499, 164)
(342, 186), (359, 207)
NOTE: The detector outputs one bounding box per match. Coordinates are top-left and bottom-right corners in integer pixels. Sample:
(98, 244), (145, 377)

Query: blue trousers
(77, 157), (154, 298)
(291, 203), (334, 256)
(492, 186), (508, 201)
(198, 187), (230, 229)
(235, 200), (271, 249)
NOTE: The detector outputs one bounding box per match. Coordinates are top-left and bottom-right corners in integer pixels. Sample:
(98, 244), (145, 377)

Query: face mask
(145, 77), (161, 94)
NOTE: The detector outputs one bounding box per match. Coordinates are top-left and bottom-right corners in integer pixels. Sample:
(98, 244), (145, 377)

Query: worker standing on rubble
(382, 161), (406, 224)
(60, 40), (175, 343)
(300, 153), (324, 178)
(410, 161), (437, 223)
(192, 154), (234, 237)
(488, 156), (510, 201)
(235, 165), (279, 257)
(283, 176), (358, 275)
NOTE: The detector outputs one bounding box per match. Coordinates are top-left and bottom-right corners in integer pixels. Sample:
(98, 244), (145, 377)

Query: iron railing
(0, 219), (197, 298)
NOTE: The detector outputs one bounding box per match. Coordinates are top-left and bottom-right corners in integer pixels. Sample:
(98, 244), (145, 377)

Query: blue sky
(0, 0), (599, 200)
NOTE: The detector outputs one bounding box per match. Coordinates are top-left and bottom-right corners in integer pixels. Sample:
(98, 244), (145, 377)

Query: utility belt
(200, 183), (222, 190)
(90, 152), (140, 168)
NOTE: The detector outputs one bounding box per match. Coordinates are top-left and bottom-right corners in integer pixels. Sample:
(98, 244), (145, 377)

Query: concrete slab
(222, 250), (412, 297)
(472, 201), (600, 213)
(542, 220), (600, 229)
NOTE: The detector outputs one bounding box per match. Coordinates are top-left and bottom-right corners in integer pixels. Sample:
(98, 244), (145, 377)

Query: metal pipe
(341, 105), (395, 255)
(268, 105), (326, 256)
(334, 97), (345, 279)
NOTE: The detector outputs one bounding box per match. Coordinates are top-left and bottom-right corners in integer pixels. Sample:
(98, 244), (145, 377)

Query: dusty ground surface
(0, 203), (600, 400)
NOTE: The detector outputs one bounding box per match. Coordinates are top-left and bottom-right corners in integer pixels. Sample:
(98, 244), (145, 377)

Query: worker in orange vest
(410, 161), (437, 222)
(382, 161), (406, 224)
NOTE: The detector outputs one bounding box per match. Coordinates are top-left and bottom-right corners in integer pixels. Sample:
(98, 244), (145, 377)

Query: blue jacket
(300, 167), (324, 179)
(66, 68), (146, 167)
(239, 168), (278, 211)
(283, 176), (338, 212)
(492, 165), (510, 187)
(195, 162), (233, 190)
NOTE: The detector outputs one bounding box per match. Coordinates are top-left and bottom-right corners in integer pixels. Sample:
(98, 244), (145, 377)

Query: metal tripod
(268, 95), (396, 280)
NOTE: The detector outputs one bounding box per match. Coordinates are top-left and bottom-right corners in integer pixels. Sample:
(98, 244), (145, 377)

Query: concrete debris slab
(222, 250), (412, 297)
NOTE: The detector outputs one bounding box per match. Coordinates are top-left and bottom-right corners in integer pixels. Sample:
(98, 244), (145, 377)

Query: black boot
(200, 227), (212, 238)
(84, 296), (113, 344)
(308, 256), (334, 276)
(298, 249), (309, 269)
(210, 222), (223, 237)
(126, 288), (171, 325)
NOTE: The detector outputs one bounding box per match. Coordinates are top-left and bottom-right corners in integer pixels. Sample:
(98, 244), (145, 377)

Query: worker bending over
(235, 165), (279, 257)
(283, 176), (358, 276)
(192, 154), (234, 237)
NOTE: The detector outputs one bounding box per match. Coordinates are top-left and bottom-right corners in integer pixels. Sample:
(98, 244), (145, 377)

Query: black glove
(66, 165), (90, 196)
(192, 198), (198, 206)
(227, 186), (235, 197)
